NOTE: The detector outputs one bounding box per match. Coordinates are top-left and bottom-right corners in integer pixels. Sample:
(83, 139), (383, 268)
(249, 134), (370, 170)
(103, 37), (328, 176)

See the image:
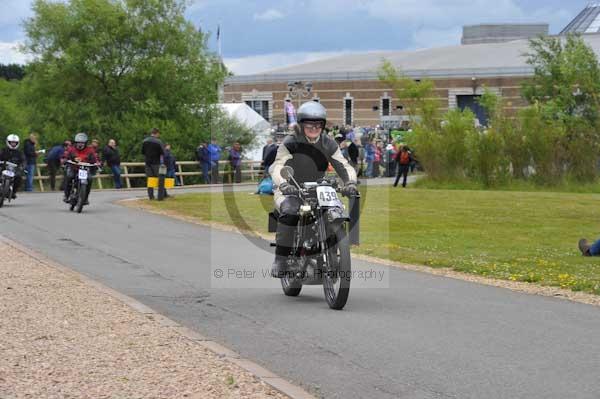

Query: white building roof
(226, 34), (600, 84)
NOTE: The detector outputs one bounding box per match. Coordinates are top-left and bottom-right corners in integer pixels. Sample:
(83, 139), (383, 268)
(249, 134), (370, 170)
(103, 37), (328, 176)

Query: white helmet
(6, 134), (20, 150)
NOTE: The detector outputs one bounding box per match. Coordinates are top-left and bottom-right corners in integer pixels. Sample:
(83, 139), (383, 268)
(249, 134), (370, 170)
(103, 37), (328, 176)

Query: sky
(0, 0), (590, 75)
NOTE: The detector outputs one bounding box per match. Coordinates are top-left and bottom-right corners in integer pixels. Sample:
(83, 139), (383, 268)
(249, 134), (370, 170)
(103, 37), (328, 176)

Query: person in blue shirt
(45, 140), (70, 191)
(196, 142), (211, 184)
(207, 139), (221, 184)
(364, 139), (376, 178)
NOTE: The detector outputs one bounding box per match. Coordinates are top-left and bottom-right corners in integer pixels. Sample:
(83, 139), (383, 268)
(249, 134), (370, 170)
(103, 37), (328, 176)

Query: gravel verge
(0, 242), (289, 399)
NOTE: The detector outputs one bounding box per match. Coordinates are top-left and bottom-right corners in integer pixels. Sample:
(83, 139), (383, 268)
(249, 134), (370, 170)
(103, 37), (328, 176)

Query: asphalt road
(1, 183), (599, 399)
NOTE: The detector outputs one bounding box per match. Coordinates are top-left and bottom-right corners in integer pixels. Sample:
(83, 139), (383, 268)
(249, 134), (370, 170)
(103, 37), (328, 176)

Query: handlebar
(65, 160), (100, 167)
(0, 161), (18, 167)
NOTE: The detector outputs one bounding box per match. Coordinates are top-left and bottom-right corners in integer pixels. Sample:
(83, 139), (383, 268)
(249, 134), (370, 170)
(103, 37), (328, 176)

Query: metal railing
(32, 160), (264, 192)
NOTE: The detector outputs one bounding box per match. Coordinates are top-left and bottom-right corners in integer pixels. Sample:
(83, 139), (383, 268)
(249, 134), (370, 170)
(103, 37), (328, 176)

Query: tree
(0, 80), (27, 136)
(522, 34), (600, 181)
(0, 64), (26, 80)
(21, 0), (228, 160)
(523, 34), (600, 125)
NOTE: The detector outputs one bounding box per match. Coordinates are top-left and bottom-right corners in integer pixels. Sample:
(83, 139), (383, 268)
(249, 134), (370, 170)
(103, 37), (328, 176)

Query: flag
(216, 24), (220, 41)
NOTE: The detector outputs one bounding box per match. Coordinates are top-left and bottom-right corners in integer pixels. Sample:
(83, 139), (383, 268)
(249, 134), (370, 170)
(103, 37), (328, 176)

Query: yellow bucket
(146, 177), (175, 188)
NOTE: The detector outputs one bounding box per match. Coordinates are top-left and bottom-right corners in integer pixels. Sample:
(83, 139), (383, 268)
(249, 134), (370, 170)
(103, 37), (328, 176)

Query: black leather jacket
(271, 132), (357, 188)
(0, 147), (26, 168)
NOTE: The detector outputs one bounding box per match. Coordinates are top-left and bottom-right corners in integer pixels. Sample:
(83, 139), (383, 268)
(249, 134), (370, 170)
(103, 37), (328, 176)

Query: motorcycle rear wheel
(323, 227), (351, 310)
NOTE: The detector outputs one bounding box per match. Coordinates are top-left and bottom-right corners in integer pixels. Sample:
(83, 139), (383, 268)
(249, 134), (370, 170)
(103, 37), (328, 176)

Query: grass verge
(140, 186), (600, 295)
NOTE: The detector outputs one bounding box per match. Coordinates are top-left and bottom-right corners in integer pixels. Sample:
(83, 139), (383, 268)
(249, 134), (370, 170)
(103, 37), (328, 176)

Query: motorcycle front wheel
(0, 178), (8, 208)
(76, 183), (86, 213)
(323, 226), (351, 310)
(69, 185), (77, 212)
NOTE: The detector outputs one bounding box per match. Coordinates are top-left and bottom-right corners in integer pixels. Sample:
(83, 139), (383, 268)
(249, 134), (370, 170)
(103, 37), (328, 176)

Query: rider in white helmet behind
(0, 134), (26, 198)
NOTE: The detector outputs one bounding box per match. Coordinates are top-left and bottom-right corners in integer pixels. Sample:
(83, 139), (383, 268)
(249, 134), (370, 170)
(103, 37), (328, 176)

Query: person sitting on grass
(578, 238), (600, 256)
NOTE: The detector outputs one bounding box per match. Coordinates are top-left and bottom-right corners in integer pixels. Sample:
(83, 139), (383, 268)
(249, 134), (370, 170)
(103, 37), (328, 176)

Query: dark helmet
(74, 132), (88, 150)
(297, 101), (327, 125)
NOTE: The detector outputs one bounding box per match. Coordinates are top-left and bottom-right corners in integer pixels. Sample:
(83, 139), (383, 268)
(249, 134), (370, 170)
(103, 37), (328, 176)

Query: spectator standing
(164, 143), (178, 186)
(45, 141), (68, 191)
(141, 127), (164, 200)
(196, 142), (211, 184)
(365, 140), (375, 178)
(372, 142), (383, 178)
(59, 140), (72, 191)
(229, 142), (242, 183)
(284, 99), (297, 126)
(385, 142), (397, 177)
(23, 133), (39, 191)
(91, 139), (100, 153)
(207, 139), (221, 184)
(394, 146), (413, 188)
(347, 138), (359, 172)
(102, 139), (122, 189)
(356, 138), (365, 177)
(261, 138), (277, 174)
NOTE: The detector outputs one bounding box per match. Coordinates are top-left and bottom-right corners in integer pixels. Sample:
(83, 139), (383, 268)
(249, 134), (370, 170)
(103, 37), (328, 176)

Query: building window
(245, 100), (270, 121)
(382, 98), (390, 116)
(344, 98), (353, 125)
(456, 95), (487, 127)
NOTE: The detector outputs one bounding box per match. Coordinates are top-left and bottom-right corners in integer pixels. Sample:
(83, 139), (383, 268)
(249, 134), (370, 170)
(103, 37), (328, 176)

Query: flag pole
(217, 23), (222, 59)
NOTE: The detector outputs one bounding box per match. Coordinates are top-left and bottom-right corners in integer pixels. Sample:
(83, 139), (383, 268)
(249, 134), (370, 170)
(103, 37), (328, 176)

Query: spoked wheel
(76, 185), (86, 213)
(323, 226), (351, 310)
(280, 262), (302, 296)
(69, 187), (77, 212)
(0, 179), (8, 208)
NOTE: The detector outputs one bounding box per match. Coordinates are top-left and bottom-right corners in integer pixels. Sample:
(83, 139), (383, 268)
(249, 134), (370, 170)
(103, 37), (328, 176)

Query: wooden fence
(32, 160), (264, 192)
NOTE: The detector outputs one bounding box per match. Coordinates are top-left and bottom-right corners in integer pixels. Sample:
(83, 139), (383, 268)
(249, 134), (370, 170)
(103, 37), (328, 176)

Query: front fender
(325, 207), (350, 223)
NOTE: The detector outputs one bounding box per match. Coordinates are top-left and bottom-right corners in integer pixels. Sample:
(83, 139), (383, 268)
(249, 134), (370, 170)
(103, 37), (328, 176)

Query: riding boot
(84, 183), (92, 205)
(271, 219), (296, 278)
(271, 254), (290, 278)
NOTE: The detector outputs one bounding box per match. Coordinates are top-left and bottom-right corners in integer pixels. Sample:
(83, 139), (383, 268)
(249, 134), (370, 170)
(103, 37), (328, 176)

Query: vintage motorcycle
(269, 166), (359, 310)
(0, 161), (19, 208)
(64, 160), (98, 213)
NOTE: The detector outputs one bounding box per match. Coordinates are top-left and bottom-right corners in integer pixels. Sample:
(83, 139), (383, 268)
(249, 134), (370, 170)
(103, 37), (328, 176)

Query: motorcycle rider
(0, 134), (26, 199)
(62, 132), (100, 204)
(269, 102), (358, 277)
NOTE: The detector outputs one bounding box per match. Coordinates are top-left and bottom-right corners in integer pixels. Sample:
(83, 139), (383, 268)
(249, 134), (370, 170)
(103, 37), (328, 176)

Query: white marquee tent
(219, 103), (271, 161)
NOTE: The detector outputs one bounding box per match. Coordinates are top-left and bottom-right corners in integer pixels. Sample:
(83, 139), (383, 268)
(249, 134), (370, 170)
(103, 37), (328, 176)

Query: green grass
(414, 176), (600, 193)
(145, 186), (600, 295)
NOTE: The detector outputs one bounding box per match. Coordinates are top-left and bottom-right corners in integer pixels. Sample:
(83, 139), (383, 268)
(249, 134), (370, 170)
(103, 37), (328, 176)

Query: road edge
(119, 199), (600, 308)
(0, 234), (316, 399)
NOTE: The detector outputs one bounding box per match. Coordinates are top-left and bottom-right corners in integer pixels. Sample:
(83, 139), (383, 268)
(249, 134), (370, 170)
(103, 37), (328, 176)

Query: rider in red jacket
(62, 132), (100, 203)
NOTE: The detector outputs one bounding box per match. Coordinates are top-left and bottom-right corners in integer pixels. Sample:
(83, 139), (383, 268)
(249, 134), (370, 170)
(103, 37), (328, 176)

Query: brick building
(223, 5), (600, 128)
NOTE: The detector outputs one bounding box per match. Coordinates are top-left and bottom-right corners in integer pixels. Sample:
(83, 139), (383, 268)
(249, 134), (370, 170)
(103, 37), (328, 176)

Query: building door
(457, 95), (487, 127)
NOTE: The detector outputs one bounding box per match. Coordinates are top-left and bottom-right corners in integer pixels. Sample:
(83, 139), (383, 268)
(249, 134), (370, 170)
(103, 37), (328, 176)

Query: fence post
(124, 165), (131, 188)
(37, 164), (44, 192)
(177, 163), (184, 186)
